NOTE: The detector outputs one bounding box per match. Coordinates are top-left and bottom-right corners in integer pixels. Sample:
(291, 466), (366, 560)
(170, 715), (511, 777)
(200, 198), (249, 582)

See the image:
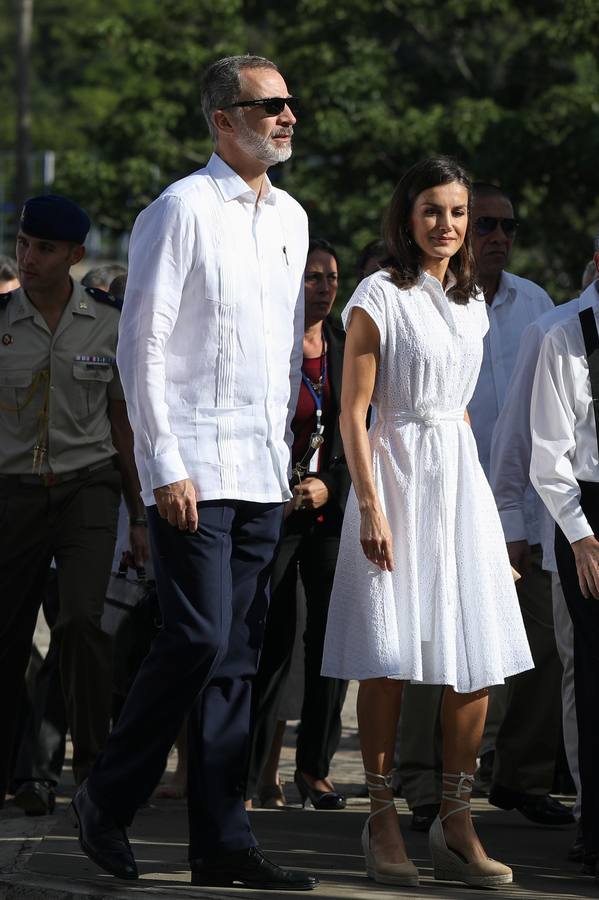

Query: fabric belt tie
(373, 407), (464, 640)
(377, 407), (464, 427)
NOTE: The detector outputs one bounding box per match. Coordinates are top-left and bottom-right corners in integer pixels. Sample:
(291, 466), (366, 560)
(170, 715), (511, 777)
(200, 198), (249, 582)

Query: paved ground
(0, 682), (592, 899)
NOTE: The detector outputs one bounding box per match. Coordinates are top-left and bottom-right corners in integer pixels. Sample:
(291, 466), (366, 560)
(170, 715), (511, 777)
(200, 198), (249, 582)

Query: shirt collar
(207, 152), (277, 206)
(578, 279), (599, 312)
(7, 280), (96, 325)
(489, 270), (516, 309)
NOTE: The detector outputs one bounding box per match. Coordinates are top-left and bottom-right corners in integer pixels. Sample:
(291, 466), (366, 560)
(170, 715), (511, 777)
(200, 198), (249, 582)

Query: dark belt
(0, 458), (117, 487)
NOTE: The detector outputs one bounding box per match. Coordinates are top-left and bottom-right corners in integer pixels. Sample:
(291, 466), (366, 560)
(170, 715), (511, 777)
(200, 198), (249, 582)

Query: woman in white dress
(322, 157), (533, 888)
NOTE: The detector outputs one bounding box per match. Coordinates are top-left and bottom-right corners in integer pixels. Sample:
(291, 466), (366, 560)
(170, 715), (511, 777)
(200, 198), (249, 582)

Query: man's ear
(212, 110), (235, 135)
(594, 250), (599, 278)
(70, 244), (85, 266)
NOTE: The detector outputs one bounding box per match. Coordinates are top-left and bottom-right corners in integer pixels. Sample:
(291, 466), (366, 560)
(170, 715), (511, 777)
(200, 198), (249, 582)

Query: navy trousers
(555, 481), (599, 861)
(87, 499), (283, 860)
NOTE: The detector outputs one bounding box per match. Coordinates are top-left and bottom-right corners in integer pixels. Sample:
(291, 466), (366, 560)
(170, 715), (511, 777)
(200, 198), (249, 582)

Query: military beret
(20, 194), (91, 244)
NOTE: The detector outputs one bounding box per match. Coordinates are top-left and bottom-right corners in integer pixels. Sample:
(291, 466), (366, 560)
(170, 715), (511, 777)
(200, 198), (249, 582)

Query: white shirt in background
(530, 282), (599, 544)
(490, 289), (595, 570)
(117, 153), (308, 506)
(468, 270), (554, 543)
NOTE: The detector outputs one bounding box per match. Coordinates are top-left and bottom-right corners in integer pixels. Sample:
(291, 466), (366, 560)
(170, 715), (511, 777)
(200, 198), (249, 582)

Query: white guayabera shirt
(468, 270), (554, 545)
(117, 153), (308, 506)
(530, 281), (599, 544)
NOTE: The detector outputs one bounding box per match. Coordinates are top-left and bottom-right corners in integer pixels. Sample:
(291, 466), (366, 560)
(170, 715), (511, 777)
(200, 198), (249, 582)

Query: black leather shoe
(489, 784), (575, 825)
(411, 803), (439, 832)
(294, 770), (346, 810)
(191, 846), (319, 890)
(13, 780), (56, 816)
(69, 782), (138, 880)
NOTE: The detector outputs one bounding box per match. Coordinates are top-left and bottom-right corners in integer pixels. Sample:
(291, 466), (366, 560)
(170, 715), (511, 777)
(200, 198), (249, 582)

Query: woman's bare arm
(340, 307), (394, 571)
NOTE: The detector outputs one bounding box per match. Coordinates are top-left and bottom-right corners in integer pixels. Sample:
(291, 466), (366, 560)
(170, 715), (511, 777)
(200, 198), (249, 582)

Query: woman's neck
(303, 321), (324, 358)
(422, 255), (450, 286)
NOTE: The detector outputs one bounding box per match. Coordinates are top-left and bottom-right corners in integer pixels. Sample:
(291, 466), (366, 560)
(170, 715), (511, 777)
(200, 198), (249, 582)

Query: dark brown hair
(383, 156), (477, 305)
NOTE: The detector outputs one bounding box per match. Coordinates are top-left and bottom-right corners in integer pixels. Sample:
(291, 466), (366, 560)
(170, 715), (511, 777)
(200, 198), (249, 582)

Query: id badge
(308, 447), (320, 473)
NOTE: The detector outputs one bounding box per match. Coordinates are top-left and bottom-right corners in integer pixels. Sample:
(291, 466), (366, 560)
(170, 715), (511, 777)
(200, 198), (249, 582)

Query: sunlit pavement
(0, 682), (589, 899)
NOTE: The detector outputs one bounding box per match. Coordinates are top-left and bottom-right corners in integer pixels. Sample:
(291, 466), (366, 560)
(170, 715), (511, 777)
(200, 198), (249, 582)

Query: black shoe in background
(581, 851), (597, 876)
(69, 781), (138, 880)
(567, 822), (584, 862)
(489, 783), (575, 825)
(411, 803), (440, 832)
(191, 846), (319, 890)
(13, 780), (56, 816)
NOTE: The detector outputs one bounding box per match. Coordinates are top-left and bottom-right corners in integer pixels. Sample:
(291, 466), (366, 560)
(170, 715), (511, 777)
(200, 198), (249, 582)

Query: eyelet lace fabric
(321, 272), (533, 693)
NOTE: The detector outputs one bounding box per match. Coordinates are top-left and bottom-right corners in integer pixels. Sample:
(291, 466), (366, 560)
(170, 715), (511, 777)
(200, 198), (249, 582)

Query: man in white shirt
(70, 55), (317, 891)
(530, 251), (599, 878)
(490, 260), (599, 854)
(467, 184), (572, 826)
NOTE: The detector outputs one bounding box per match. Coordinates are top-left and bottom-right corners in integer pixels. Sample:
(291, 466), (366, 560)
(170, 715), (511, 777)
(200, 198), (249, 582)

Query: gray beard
(235, 116), (293, 165)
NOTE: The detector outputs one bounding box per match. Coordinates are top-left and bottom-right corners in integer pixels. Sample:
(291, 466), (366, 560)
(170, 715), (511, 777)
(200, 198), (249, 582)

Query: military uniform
(0, 280), (123, 803)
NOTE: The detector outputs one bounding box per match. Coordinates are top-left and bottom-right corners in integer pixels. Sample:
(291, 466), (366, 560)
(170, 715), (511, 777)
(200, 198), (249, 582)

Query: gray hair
(201, 55), (279, 143)
(81, 264), (127, 291)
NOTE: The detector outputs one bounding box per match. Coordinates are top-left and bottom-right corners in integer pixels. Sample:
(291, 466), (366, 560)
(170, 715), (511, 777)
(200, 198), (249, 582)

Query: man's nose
(488, 223), (507, 241)
(279, 103), (296, 126)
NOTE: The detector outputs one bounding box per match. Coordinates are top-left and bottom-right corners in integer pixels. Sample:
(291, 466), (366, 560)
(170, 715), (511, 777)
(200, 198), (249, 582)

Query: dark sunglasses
(474, 216), (518, 237)
(223, 96), (300, 116)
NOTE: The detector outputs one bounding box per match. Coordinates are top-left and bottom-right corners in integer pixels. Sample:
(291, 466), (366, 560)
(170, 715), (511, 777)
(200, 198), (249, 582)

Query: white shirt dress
(321, 271), (533, 693)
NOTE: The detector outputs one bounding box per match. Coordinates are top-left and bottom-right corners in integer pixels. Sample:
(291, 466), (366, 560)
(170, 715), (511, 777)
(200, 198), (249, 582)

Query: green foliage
(0, 0), (598, 300)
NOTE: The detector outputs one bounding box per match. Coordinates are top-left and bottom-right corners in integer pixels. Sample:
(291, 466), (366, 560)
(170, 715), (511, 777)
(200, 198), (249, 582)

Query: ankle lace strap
(364, 770), (396, 820)
(440, 771), (474, 823)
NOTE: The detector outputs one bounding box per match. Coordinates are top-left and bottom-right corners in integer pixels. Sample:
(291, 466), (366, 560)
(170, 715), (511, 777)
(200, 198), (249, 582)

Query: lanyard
(301, 345), (327, 435)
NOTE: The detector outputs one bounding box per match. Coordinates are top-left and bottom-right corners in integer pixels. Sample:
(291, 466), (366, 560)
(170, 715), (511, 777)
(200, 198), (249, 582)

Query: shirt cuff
(146, 449), (189, 492)
(559, 508), (595, 545)
(498, 508), (527, 543)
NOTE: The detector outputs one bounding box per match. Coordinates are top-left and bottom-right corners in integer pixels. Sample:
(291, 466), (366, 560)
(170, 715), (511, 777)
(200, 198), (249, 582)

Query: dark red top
(291, 354), (331, 470)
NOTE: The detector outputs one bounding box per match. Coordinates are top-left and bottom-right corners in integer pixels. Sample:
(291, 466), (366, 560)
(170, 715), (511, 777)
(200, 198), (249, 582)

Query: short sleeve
(341, 274), (388, 346)
(475, 293), (489, 338)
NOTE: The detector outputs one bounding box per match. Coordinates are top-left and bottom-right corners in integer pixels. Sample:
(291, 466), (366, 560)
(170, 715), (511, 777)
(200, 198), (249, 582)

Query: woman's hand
(293, 477), (330, 511)
(360, 505), (395, 571)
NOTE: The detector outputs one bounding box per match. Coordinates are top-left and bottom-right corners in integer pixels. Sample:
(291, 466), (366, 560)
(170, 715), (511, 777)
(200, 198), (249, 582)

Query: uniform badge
(2, 333), (13, 345)
(79, 300), (88, 310)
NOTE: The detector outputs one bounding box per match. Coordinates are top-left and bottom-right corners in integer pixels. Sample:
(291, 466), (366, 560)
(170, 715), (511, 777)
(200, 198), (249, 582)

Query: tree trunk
(15, 0), (34, 217)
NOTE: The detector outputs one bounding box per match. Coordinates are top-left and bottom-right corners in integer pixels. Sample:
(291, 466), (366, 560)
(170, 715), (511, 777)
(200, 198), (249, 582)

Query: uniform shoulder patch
(0, 291), (13, 309)
(85, 286), (123, 311)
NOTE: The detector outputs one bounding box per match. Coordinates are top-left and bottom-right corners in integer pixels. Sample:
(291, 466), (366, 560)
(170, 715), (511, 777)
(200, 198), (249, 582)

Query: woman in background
(245, 239), (350, 811)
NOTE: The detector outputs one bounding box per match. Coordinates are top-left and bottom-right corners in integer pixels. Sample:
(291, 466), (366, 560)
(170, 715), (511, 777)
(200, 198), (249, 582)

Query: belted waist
(0, 458), (117, 487)
(376, 408), (465, 427)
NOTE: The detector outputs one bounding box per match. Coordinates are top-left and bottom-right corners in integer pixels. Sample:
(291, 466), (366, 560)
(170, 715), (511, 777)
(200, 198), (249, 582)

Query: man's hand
(129, 525), (150, 567)
(507, 540), (531, 577)
(154, 479), (198, 531)
(572, 535), (599, 599)
(292, 477), (329, 511)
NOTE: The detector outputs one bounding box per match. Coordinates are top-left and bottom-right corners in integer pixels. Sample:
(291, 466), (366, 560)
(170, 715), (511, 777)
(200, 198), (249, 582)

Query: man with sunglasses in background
(70, 55), (318, 891)
(468, 183), (573, 828)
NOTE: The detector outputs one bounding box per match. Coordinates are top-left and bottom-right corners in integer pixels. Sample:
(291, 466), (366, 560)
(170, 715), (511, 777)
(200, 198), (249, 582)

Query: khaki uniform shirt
(0, 280), (124, 474)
